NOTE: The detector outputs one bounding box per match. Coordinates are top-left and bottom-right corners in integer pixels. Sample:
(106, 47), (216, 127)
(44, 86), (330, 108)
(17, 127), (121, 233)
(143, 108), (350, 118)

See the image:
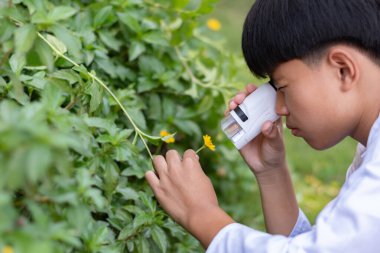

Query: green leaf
(184, 83), (199, 98)
(137, 77), (159, 93)
(49, 6), (78, 22)
(117, 12), (141, 33)
(73, 65), (91, 80)
(14, 24), (37, 56)
(197, 0), (219, 14)
(138, 56), (165, 76)
(45, 34), (67, 55)
(0, 193), (16, 232)
(173, 119), (201, 137)
(142, 31), (169, 47)
(96, 58), (117, 78)
(49, 69), (80, 84)
(42, 81), (64, 109)
(115, 65), (136, 81)
(83, 116), (118, 135)
(173, 0), (191, 9)
(27, 201), (50, 226)
(84, 80), (103, 113)
(26, 145), (52, 183)
(133, 212), (154, 229)
(35, 38), (54, 71)
(50, 25), (82, 61)
(147, 94), (161, 120)
(151, 225), (168, 253)
(31, 10), (51, 24)
(117, 129), (134, 140)
(162, 97), (176, 120)
(9, 54), (26, 74)
(116, 187), (139, 200)
(128, 108), (147, 129)
(118, 224), (135, 240)
(25, 71), (48, 90)
(0, 20), (16, 43)
(93, 6), (114, 28)
(128, 40), (146, 61)
(98, 30), (122, 51)
(103, 158), (120, 196)
(137, 236), (150, 253)
(113, 142), (133, 161)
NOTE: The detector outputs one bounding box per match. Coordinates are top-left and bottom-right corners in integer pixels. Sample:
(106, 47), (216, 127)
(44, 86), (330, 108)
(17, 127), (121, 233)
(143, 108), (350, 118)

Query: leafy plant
(0, 0), (252, 252)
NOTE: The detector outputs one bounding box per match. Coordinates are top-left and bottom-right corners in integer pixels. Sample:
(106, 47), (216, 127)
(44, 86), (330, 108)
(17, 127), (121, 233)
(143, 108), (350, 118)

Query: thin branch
(38, 32), (155, 160)
(174, 46), (237, 96)
(64, 96), (76, 110)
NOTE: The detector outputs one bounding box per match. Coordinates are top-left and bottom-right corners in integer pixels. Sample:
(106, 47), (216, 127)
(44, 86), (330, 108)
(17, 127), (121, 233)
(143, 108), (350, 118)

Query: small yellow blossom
(160, 130), (175, 143)
(207, 18), (221, 31)
(203, 135), (215, 151)
(2, 246), (14, 253)
(196, 134), (216, 153)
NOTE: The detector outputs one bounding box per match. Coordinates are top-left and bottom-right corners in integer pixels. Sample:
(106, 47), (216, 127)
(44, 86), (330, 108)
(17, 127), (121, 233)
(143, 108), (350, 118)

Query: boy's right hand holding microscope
(225, 84), (299, 236)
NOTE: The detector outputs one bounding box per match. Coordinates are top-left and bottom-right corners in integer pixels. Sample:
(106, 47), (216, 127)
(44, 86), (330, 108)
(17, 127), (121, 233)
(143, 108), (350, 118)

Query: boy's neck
(353, 109), (380, 147)
(351, 75), (380, 147)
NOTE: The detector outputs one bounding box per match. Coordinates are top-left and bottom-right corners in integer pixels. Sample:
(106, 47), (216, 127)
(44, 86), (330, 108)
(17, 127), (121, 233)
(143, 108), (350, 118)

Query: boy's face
(272, 58), (359, 150)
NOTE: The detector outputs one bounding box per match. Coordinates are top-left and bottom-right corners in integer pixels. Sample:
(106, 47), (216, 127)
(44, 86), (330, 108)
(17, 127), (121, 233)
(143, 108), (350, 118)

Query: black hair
(242, 0), (380, 79)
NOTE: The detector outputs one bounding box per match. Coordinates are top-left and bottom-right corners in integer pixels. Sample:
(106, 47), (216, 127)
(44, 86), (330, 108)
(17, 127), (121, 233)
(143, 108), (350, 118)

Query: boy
(145, 0), (380, 252)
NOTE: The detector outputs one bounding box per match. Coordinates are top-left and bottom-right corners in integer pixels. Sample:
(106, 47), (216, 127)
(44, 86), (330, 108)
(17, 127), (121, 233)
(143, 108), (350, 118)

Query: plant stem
(37, 32), (154, 160)
(195, 145), (205, 154)
(174, 46), (236, 91)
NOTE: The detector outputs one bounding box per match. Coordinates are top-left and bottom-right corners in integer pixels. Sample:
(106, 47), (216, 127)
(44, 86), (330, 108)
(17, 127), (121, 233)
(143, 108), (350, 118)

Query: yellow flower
(2, 246), (14, 253)
(203, 135), (215, 151)
(207, 18), (221, 31)
(160, 130), (175, 143)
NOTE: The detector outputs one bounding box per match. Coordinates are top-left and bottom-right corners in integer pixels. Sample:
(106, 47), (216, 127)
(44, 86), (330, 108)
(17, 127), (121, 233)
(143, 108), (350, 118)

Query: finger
(261, 121), (284, 151)
(225, 85), (257, 116)
(183, 149), (199, 163)
(145, 170), (160, 189)
(166, 150), (182, 169)
(229, 100), (238, 111)
(275, 117), (284, 135)
(245, 84), (257, 94)
(152, 155), (168, 176)
(261, 121), (277, 138)
(224, 108), (230, 117)
(233, 92), (247, 105)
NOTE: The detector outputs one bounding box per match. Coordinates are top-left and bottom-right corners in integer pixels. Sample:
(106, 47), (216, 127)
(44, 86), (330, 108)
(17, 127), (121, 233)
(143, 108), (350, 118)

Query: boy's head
(242, 0), (380, 79)
(242, 0), (380, 149)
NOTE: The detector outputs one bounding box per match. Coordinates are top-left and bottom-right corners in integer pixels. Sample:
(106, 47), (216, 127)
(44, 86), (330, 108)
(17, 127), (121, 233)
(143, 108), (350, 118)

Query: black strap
(234, 106), (248, 122)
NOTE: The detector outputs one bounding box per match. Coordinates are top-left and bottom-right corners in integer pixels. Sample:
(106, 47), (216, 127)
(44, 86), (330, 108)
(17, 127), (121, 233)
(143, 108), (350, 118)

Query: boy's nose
(275, 92), (289, 116)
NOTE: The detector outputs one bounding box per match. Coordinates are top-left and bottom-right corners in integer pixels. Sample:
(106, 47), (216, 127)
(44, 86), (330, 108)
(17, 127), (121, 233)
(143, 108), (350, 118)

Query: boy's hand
(145, 149), (234, 248)
(225, 84), (287, 177)
(225, 86), (298, 236)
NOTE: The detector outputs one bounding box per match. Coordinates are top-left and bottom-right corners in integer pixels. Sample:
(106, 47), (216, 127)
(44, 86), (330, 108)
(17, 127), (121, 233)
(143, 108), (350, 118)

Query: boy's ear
(327, 47), (359, 92)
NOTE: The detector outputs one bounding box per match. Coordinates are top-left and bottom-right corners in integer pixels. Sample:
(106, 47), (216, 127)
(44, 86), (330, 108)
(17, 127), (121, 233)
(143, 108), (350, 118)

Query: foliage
(0, 0), (252, 252)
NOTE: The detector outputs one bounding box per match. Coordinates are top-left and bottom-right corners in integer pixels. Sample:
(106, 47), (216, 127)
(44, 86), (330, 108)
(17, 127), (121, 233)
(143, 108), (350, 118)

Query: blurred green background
(207, 0), (358, 223)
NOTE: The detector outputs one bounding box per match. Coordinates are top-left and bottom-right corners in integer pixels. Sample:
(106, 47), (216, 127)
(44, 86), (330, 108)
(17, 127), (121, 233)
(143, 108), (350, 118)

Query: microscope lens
(222, 115), (242, 139)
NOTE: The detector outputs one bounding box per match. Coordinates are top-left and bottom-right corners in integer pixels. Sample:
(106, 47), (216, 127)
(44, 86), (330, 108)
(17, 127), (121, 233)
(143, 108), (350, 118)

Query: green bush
(0, 0), (261, 252)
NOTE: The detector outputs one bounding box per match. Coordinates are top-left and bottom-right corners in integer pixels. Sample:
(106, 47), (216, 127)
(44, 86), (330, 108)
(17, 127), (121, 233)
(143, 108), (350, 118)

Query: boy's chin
(304, 138), (338, 151)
